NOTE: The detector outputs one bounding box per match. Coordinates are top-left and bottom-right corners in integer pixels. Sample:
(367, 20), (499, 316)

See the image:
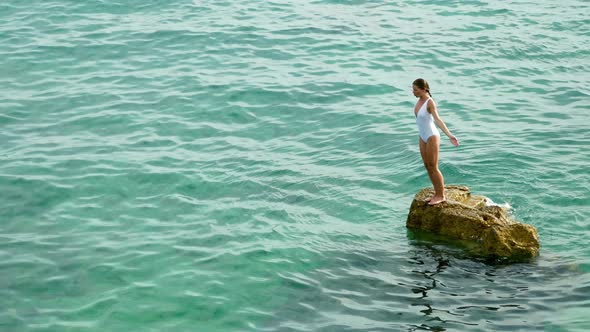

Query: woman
(413, 78), (459, 205)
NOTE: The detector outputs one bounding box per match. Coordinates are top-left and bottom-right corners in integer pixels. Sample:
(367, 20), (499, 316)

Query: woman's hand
(450, 136), (459, 147)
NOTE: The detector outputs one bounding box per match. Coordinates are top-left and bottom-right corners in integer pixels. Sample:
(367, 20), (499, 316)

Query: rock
(406, 185), (540, 261)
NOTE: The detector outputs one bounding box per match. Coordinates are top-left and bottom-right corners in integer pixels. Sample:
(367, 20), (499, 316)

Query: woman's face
(412, 85), (423, 97)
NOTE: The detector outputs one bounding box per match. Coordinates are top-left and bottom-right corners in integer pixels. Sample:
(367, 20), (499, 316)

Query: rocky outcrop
(406, 185), (540, 261)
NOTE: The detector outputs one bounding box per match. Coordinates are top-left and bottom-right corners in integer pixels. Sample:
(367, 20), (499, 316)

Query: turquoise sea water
(1, 0), (589, 331)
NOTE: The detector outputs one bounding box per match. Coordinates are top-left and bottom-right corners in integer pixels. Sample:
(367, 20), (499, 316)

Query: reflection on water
(407, 252), (453, 332)
(261, 232), (589, 331)
(406, 231), (590, 331)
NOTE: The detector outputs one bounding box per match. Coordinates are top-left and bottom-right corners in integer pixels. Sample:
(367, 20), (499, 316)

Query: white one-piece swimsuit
(415, 97), (440, 143)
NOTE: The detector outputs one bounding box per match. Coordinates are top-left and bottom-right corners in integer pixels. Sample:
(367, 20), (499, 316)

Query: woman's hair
(413, 78), (432, 97)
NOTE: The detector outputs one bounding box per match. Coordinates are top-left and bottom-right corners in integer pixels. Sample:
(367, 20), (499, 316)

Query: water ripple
(1, 0), (590, 331)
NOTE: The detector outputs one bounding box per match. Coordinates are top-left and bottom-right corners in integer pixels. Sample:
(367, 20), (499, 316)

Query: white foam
(485, 197), (512, 210)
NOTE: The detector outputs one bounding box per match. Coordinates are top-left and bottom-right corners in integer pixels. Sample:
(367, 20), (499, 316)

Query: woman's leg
(419, 137), (434, 201)
(425, 135), (446, 204)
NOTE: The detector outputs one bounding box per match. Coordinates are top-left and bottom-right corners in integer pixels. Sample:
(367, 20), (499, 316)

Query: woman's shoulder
(426, 97), (437, 112)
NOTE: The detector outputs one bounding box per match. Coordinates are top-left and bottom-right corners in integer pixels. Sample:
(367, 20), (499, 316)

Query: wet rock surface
(406, 185), (540, 261)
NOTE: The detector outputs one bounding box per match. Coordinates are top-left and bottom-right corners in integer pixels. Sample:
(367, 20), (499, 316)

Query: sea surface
(1, 1), (589, 331)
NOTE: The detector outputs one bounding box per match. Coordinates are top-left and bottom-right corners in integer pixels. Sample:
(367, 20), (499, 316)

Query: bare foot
(424, 196), (432, 202)
(427, 197), (446, 205)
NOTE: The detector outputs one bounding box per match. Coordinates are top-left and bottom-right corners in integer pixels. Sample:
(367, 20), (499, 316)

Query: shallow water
(1, 0), (589, 331)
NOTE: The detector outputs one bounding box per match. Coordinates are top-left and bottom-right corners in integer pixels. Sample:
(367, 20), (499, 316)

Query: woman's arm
(428, 99), (460, 146)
